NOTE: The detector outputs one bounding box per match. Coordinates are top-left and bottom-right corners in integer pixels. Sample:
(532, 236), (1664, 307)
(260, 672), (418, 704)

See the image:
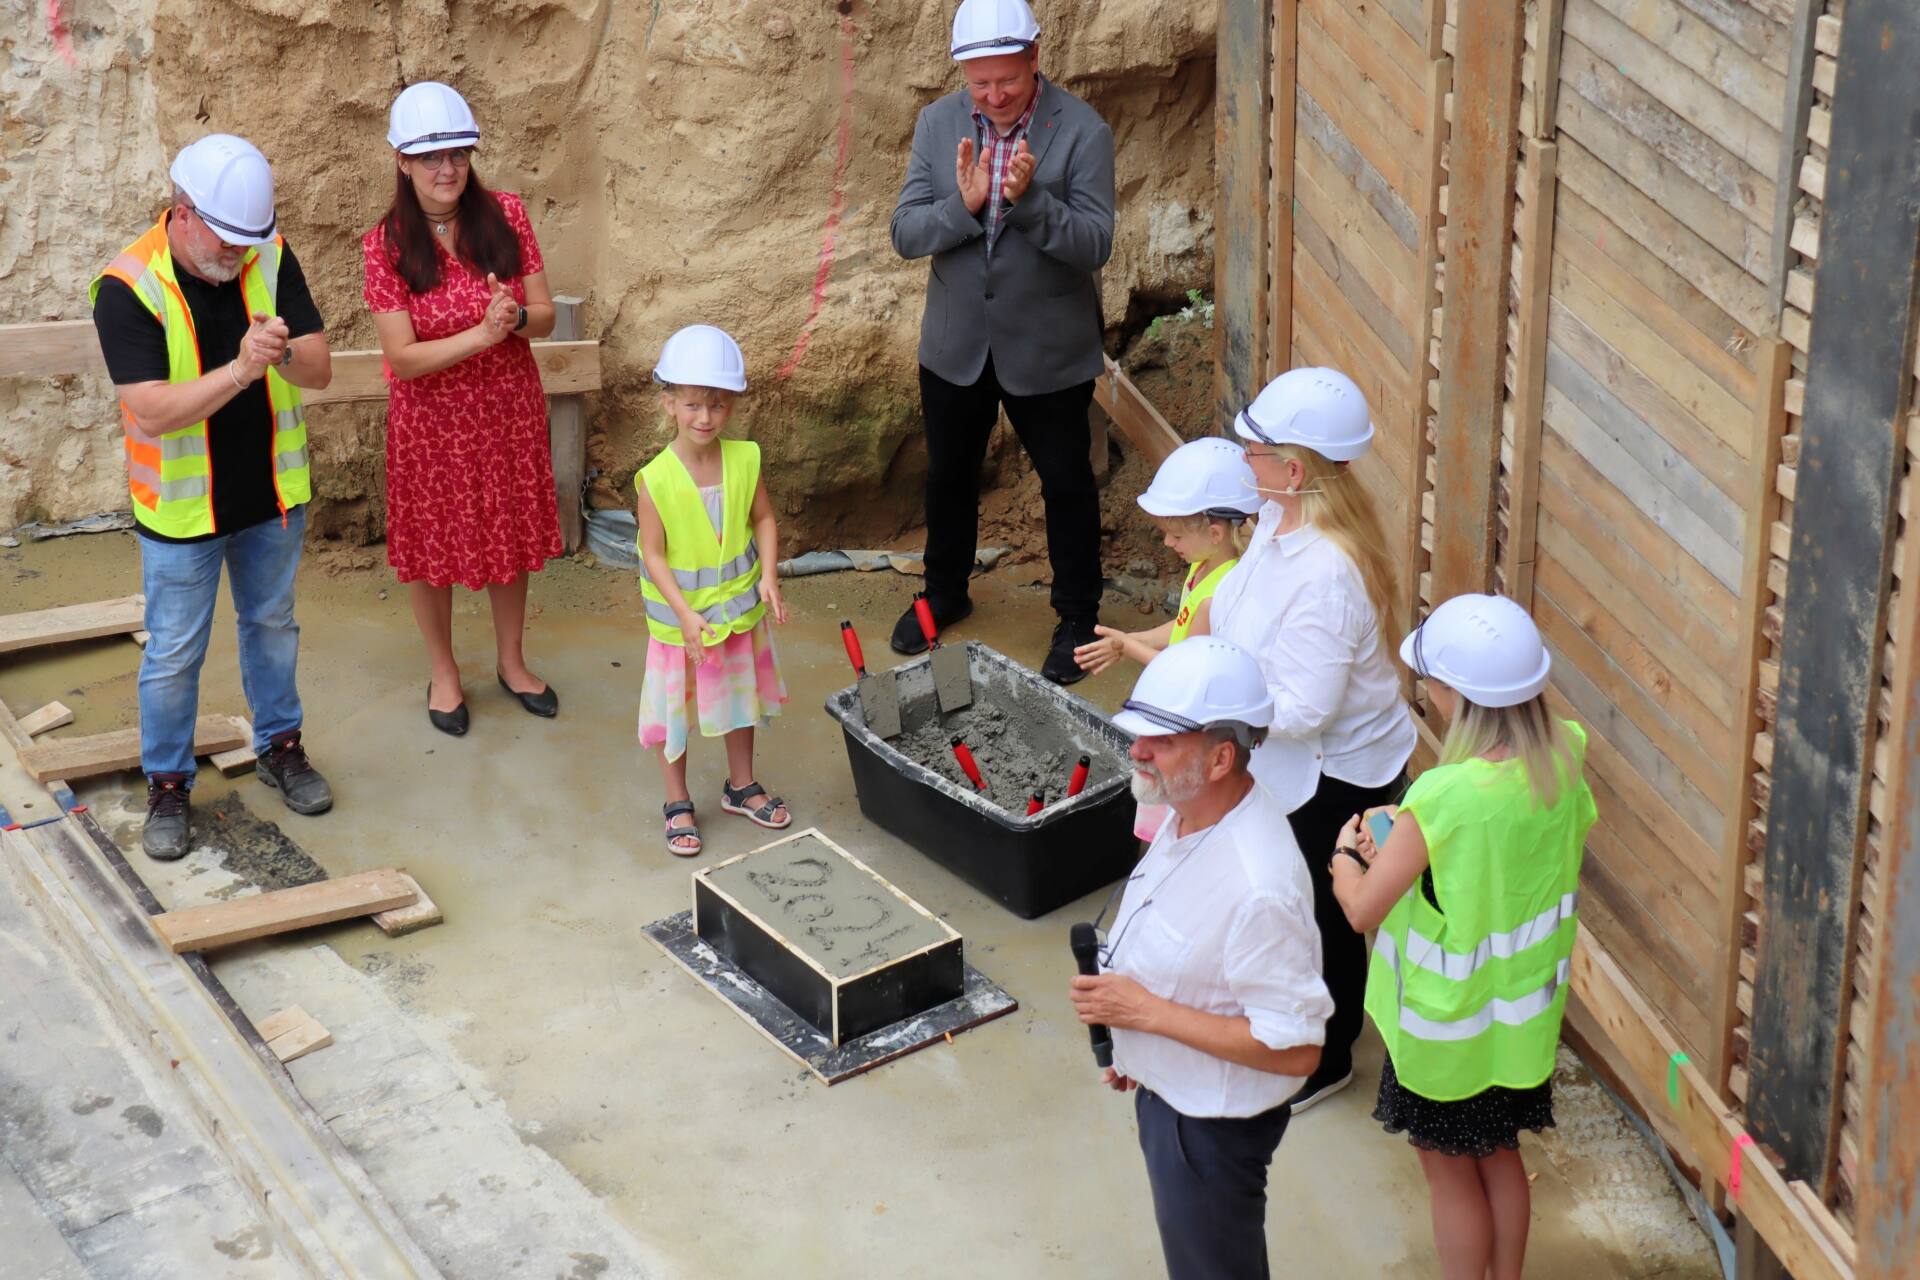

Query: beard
(182, 241), (242, 283)
(1130, 757), (1207, 807)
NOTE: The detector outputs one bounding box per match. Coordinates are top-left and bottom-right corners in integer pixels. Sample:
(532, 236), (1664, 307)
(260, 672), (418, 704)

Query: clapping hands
(235, 312), (290, 382)
(478, 272), (519, 346)
(955, 137), (1037, 216)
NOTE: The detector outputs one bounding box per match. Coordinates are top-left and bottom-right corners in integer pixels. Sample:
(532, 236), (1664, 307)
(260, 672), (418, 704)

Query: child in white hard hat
(635, 325), (792, 857)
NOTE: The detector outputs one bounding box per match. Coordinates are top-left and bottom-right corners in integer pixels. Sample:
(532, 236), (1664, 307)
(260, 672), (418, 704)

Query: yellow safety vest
(88, 216), (312, 539)
(636, 440), (768, 646)
(1170, 557), (1236, 643)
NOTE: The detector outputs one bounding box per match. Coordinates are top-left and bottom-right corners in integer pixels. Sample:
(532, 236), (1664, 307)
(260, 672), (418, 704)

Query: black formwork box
(824, 642), (1139, 919)
(692, 829), (965, 1045)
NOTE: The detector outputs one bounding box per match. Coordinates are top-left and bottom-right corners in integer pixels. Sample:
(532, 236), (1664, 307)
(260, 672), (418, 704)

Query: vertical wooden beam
(549, 296), (586, 554)
(1711, 336), (1792, 1108)
(1266, 0), (1297, 380)
(1526, 0), (1566, 141)
(1856, 424), (1920, 1278)
(1766, 0), (1826, 327)
(1504, 139), (1557, 611)
(1430, 0), (1525, 602)
(1214, 0), (1271, 431)
(1405, 53), (1452, 653)
(1748, 0), (1920, 1197)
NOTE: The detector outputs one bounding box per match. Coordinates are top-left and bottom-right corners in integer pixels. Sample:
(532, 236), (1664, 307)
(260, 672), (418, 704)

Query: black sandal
(719, 781), (791, 830)
(662, 800), (702, 857)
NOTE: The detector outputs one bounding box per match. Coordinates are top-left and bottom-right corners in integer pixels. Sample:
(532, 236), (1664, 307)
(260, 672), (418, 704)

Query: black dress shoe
(1042, 617), (1099, 685)
(889, 595), (973, 655)
(427, 683), (469, 736)
(498, 673), (559, 717)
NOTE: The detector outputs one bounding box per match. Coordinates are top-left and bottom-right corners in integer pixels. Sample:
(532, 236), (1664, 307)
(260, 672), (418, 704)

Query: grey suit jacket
(890, 82), (1115, 397)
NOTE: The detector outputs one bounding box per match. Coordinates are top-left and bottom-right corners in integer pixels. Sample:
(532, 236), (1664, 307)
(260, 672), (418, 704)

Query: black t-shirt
(92, 233), (325, 542)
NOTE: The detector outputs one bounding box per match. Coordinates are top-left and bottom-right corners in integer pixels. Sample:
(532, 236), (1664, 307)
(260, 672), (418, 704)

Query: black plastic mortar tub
(824, 641), (1139, 919)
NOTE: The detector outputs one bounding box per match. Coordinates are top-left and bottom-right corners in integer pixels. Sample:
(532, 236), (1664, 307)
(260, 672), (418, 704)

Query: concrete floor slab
(0, 534), (1721, 1278)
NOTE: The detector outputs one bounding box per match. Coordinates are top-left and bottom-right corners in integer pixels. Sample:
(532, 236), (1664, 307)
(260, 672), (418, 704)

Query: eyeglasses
(414, 148), (472, 171)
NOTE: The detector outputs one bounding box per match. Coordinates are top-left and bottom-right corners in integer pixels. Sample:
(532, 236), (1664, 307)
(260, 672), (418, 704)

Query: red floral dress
(361, 192), (562, 589)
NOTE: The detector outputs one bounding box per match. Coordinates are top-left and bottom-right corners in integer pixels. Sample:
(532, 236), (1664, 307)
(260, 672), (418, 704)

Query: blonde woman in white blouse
(1199, 367), (1416, 1116)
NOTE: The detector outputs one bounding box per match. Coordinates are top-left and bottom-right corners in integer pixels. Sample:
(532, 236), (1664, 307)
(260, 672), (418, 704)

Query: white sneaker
(1287, 1070), (1355, 1116)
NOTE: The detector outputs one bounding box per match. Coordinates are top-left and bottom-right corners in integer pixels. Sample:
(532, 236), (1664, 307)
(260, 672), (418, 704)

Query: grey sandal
(720, 781), (791, 830)
(662, 800), (702, 857)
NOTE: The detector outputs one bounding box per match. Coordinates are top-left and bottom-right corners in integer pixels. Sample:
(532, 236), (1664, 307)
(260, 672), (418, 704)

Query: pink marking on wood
(778, 14), (857, 380)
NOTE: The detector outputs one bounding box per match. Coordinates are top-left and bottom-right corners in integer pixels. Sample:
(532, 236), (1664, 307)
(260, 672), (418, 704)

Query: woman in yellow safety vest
(635, 325), (793, 858)
(1328, 593), (1596, 1280)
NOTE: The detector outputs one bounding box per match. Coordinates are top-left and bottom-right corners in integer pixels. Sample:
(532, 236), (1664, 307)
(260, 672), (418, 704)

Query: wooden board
(1504, 140), (1557, 607)
(1750, 0), (1920, 1197)
(17, 702), (74, 737)
(1431, 0), (1525, 601)
(1766, 0), (1828, 323)
(548, 297), (586, 554)
(256, 1005), (333, 1064)
(151, 868), (419, 953)
(1269, 1), (1298, 378)
(0, 595), (146, 654)
(370, 872), (443, 937)
(1092, 358), (1184, 469)
(19, 713), (250, 783)
(1215, 0), (1273, 429)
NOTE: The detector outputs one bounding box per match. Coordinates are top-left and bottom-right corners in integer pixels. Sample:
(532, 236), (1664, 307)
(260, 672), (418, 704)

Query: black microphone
(1070, 922), (1114, 1069)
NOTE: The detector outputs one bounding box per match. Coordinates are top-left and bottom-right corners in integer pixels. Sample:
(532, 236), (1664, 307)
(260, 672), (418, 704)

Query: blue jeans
(138, 505), (306, 781)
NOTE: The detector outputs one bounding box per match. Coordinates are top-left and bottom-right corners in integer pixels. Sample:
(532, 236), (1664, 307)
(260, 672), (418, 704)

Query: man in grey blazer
(889, 0), (1116, 685)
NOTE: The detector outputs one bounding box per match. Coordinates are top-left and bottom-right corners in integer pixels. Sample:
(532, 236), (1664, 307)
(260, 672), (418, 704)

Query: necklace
(426, 207), (458, 236)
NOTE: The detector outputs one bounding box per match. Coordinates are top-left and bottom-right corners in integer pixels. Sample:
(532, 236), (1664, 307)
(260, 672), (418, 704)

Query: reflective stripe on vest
(88, 215), (312, 538)
(1373, 933), (1573, 1044)
(1400, 891), (1579, 983)
(635, 439), (768, 646)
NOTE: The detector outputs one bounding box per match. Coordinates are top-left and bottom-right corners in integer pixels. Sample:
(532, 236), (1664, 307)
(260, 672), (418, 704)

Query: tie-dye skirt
(637, 620), (788, 764)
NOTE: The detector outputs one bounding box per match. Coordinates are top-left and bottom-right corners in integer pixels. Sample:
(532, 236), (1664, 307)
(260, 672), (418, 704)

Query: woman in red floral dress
(363, 82), (563, 736)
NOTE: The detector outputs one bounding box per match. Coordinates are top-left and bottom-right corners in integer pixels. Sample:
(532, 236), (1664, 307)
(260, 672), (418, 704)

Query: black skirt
(1372, 1053), (1555, 1158)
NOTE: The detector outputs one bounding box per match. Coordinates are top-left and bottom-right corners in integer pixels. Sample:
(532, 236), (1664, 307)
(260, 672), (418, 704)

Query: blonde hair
(1158, 512), (1251, 555)
(656, 383), (737, 440)
(1271, 444), (1399, 650)
(1437, 694), (1575, 809)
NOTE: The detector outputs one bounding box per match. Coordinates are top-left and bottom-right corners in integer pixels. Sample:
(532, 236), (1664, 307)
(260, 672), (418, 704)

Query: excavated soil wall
(2, 0), (1217, 551)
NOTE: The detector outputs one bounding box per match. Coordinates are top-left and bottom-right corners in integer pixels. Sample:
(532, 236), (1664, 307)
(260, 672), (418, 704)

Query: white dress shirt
(1104, 781), (1333, 1118)
(1208, 502), (1417, 812)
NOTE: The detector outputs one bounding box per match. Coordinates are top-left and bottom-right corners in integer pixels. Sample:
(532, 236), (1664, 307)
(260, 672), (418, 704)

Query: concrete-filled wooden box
(692, 829), (963, 1045)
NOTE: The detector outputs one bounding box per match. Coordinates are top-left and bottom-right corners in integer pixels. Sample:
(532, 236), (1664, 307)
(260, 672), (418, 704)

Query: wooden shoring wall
(1219, 0), (1920, 1270)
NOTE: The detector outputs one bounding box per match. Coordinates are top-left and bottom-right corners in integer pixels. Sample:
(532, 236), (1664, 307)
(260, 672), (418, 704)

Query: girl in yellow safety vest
(635, 326), (793, 857)
(1073, 438), (1262, 840)
(1328, 593), (1596, 1280)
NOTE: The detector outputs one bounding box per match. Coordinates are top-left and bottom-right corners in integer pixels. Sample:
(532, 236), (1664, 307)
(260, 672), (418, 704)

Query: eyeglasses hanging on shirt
(1085, 821), (1226, 970)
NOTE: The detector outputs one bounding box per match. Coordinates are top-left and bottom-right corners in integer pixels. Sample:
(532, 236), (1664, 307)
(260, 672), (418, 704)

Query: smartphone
(1367, 811), (1395, 851)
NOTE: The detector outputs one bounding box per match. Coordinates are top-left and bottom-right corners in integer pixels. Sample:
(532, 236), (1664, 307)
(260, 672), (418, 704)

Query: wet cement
(889, 662), (1129, 812)
(0, 534), (1719, 1280)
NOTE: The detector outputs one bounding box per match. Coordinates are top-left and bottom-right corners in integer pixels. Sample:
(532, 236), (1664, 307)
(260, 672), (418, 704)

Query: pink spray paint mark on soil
(778, 14), (858, 380)
(46, 0), (78, 66)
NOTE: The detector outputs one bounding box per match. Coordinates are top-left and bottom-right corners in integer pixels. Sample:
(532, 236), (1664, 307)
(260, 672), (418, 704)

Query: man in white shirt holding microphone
(1070, 637), (1334, 1280)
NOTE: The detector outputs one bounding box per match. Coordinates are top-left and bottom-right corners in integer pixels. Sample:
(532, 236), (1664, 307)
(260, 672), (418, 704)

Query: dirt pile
(2, 0), (1218, 552)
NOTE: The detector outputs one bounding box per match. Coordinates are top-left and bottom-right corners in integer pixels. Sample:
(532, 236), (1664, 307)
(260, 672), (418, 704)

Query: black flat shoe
(498, 673), (559, 717)
(427, 683), (469, 736)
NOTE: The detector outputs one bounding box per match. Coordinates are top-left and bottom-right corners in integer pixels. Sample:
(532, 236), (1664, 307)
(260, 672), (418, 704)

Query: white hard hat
(1113, 637), (1274, 741)
(1138, 438), (1262, 519)
(1233, 367), (1376, 462)
(1400, 593), (1552, 708)
(951, 0), (1041, 60)
(654, 325), (748, 393)
(169, 134), (277, 246)
(388, 82), (481, 156)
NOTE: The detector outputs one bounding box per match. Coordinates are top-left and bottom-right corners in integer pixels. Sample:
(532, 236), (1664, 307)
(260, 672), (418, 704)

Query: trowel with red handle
(914, 593), (974, 713)
(840, 621), (903, 739)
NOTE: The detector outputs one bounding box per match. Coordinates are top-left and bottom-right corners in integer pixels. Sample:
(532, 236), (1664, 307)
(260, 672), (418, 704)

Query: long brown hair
(381, 165), (522, 295)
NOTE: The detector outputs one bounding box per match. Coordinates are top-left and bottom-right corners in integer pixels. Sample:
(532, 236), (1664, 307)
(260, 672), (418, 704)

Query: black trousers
(1136, 1087), (1291, 1280)
(918, 358), (1101, 620)
(1285, 770), (1410, 1083)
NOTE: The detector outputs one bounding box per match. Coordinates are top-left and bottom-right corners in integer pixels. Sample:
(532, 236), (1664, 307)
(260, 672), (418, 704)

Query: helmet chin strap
(1254, 484), (1328, 497)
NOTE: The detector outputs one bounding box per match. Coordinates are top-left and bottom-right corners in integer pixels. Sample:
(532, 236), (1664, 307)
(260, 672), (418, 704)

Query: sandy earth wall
(1, 0), (1217, 549)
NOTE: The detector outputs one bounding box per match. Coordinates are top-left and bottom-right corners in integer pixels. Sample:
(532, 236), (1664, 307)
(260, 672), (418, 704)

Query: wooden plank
(1215, 0), (1272, 430)
(1317, 0), (1428, 83)
(1571, 924), (1854, 1280)
(1292, 88), (1422, 255)
(1752, 0), (1920, 1200)
(0, 319), (101, 378)
(256, 1005), (333, 1064)
(1300, 0), (1426, 126)
(1092, 358), (1184, 469)
(17, 702), (75, 737)
(0, 595), (146, 654)
(1766, 0), (1827, 325)
(1291, 192), (1418, 372)
(1432, 0), (1525, 602)
(1269, 0), (1298, 381)
(1526, 0), (1567, 139)
(19, 714), (249, 784)
(1297, 6), (1423, 204)
(1577, 882), (1711, 1056)
(208, 734), (259, 778)
(1581, 0), (1787, 124)
(1505, 141), (1557, 606)
(370, 872), (444, 937)
(1711, 338), (1792, 1114)
(151, 868), (419, 953)
(1290, 251), (1417, 480)
(548, 297), (586, 554)
(1402, 50), (1451, 657)
(1581, 837), (1716, 1024)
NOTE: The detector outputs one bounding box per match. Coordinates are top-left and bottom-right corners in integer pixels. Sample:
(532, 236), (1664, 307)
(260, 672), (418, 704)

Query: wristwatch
(278, 344), (294, 367)
(1333, 846), (1368, 873)
(513, 305), (528, 332)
